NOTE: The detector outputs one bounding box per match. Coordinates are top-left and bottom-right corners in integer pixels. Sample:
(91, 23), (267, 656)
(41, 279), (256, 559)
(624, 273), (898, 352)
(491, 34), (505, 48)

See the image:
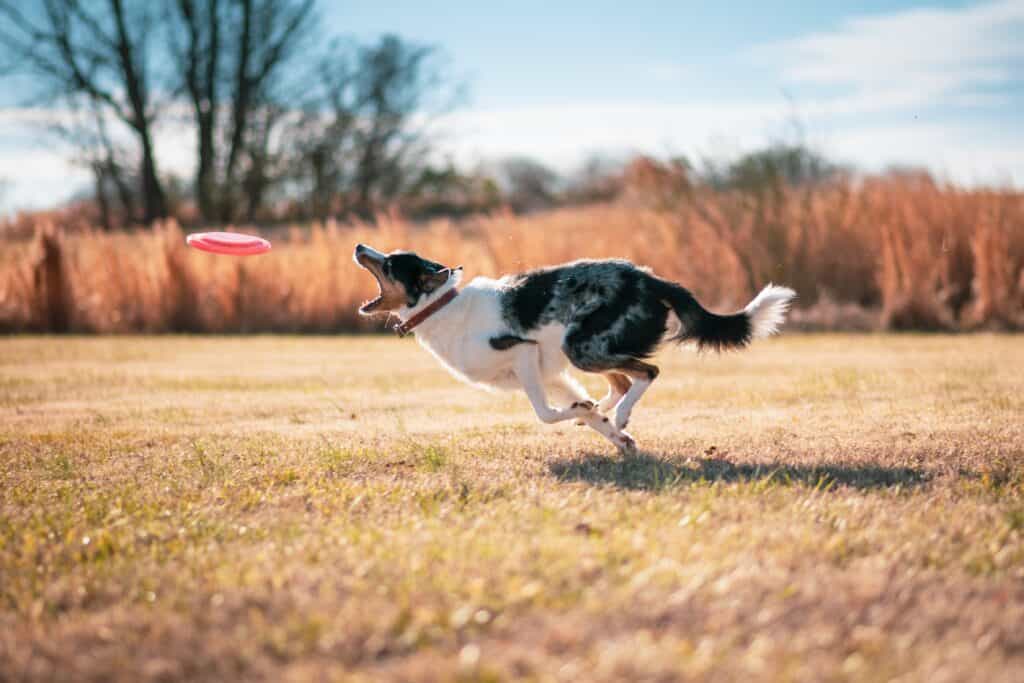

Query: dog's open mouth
(360, 277), (384, 313)
(354, 244), (389, 314)
(356, 262), (386, 313)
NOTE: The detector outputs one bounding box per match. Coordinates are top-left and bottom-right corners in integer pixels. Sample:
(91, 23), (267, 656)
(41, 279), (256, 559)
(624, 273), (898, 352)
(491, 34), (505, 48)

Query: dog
(354, 243), (795, 454)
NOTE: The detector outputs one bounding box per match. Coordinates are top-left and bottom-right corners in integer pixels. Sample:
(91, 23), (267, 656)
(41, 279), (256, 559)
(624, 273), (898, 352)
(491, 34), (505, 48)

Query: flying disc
(186, 231), (272, 256)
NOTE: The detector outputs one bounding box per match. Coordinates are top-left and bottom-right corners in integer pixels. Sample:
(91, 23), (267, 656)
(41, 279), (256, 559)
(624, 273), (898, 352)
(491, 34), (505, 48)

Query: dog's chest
(413, 284), (520, 388)
(417, 329), (522, 389)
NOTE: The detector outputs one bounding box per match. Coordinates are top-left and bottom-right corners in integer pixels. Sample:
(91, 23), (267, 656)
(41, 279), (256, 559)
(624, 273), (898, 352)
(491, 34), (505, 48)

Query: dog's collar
(394, 288), (458, 337)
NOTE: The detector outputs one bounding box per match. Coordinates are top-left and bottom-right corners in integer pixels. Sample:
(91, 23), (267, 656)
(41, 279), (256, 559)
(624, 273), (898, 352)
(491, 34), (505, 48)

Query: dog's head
(353, 244), (454, 315)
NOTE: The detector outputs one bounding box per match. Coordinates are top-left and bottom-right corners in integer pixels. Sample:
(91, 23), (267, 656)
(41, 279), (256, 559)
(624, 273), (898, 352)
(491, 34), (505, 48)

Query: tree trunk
(220, 0), (253, 223)
(110, 0), (167, 224)
(92, 163), (113, 232)
(196, 112), (216, 219)
(180, 0), (221, 221)
(109, 159), (137, 223)
(139, 128), (167, 223)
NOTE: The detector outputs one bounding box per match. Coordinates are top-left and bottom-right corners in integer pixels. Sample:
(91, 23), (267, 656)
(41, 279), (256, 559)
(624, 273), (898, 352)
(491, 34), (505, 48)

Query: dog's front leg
(513, 349), (636, 454)
(546, 372), (597, 426)
(546, 371), (595, 409)
(513, 348), (593, 424)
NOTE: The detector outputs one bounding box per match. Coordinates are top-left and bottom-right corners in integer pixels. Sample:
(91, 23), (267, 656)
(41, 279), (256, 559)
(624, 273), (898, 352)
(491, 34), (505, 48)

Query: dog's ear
(420, 267), (451, 293)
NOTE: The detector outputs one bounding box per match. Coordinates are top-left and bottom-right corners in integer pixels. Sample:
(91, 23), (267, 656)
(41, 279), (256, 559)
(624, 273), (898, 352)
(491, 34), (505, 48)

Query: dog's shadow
(549, 452), (931, 491)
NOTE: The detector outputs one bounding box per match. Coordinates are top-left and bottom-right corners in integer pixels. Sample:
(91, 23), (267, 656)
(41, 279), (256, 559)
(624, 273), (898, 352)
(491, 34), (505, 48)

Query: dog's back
(497, 259), (669, 371)
(495, 258), (793, 372)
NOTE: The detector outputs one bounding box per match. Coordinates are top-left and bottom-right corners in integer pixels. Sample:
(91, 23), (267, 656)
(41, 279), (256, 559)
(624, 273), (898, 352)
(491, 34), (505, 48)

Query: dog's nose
(354, 243), (386, 263)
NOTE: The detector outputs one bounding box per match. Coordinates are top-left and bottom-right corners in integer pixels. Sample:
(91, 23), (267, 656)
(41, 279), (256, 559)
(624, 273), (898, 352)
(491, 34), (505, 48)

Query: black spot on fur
(385, 252), (447, 307)
(489, 334), (537, 350)
(496, 258), (752, 372)
(564, 271), (669, 366)
(504, 267), (563, 330)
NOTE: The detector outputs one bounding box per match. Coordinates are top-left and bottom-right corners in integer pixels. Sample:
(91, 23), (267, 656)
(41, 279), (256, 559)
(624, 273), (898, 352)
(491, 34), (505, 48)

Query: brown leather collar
(394, 288), (458, 337)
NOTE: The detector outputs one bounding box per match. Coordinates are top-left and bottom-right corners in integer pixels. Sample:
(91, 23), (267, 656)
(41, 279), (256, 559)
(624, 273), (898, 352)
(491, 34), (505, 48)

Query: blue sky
(1, 0), (1022, 210)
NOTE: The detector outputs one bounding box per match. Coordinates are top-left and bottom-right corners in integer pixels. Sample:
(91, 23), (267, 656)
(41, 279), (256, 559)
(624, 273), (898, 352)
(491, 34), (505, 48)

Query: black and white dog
(354, 244), (795, 454)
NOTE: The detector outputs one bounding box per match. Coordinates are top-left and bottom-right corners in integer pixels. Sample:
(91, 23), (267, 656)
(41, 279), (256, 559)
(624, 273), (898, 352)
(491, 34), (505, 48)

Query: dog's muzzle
(354, 243), (389, 314)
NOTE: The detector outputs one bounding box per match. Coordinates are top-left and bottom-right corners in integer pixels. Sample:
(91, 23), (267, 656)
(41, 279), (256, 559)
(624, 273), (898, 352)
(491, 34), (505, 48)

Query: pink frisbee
(186, 231), (271, 256)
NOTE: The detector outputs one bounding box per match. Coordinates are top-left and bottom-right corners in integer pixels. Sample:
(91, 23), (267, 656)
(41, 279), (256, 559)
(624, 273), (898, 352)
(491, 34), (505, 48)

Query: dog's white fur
(389, 270), (794, 454)
(395, 271), (637, 450)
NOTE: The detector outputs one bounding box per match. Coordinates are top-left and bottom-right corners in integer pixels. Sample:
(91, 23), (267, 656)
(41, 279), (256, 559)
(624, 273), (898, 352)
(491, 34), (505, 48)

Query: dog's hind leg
(611, 360), (659, 431)
(598, 372), (632, 414)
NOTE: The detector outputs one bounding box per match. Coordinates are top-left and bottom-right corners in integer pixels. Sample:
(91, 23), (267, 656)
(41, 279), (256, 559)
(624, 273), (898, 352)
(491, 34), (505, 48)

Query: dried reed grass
(1, 175), (1021, 332)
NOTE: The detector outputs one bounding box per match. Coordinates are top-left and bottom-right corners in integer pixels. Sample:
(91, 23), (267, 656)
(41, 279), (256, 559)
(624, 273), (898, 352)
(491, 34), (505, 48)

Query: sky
(1, 0), (1022, 211)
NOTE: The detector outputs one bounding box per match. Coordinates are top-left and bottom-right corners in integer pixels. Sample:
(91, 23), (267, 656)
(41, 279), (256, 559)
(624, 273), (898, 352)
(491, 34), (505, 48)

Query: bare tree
(48, 96), (139, 230)
(286, 35), (457, 219)
(351, 36), (450, 215)
(285, 40), (360, 221)
(167, 0), (315, 222)
(0, 0), (169, 223)
(0, 3), (462, 224)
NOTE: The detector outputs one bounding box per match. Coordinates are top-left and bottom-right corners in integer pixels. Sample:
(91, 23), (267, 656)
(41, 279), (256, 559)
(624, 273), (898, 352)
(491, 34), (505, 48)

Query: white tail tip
(744, 284), (797, 339)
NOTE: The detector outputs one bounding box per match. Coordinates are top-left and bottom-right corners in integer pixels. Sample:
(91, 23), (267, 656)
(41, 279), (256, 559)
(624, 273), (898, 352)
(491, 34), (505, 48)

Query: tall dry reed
(1, 174), (1021, 333)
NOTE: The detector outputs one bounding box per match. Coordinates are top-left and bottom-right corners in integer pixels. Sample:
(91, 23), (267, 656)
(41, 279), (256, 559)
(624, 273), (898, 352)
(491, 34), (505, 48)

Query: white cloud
(437, 102), (1023, 187)
(0, 138), (91, 212)
(824, 121), (1024, 185)
(0, 106), (196, 213)
(438, 1), (1024, 184)
(757, 0), (1024, 114)
(153, 123), (196, 179)
(440, 101), (781, 171)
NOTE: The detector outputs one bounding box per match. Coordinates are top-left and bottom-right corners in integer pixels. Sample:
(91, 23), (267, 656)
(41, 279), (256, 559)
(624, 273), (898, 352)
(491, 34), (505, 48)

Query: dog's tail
(657, 280), (796, 352)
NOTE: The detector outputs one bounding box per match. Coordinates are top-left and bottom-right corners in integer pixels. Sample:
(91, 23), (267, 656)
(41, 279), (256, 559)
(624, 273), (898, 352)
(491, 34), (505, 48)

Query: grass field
(2, 334), (1023, 682)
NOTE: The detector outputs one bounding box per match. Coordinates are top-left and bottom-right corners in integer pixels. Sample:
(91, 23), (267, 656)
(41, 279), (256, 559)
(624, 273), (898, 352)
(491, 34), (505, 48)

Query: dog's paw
(568, 401), (595, 426)
(615, 432), (637, 456)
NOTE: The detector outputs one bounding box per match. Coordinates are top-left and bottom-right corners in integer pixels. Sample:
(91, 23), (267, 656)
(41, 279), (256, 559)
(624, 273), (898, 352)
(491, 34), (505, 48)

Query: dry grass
(1, 174), (1022, 333)
(1, 333), (1023, 682)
